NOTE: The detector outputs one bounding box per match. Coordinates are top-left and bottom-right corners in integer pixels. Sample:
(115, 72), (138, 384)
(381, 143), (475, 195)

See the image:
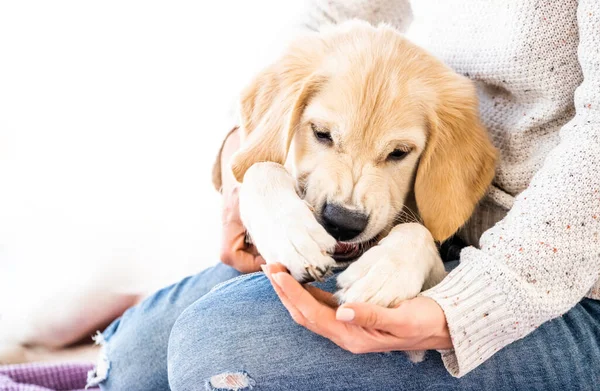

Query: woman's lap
(92, 262), (600, 390)
(168, 273), (600, 391)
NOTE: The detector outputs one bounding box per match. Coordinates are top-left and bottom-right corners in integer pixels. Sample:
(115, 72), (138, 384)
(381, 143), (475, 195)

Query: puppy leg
(336, 223), (445, 363)
(336, 223), (444, 307)
(239, 162), (337, 282)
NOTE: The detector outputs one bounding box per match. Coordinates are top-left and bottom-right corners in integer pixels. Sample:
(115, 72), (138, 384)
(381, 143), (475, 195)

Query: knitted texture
(301, 0), (600, 377)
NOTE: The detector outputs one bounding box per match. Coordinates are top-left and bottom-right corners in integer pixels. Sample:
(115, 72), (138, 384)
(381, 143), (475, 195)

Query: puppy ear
(415, 76), (497, 242)
(230, 35), (326, 183)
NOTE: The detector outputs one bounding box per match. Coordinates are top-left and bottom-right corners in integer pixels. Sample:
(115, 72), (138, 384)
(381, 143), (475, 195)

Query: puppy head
(231, 21), (496, 255)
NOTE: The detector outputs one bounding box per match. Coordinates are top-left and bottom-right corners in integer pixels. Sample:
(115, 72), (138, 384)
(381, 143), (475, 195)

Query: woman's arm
(421, 1), (600, 376)
(216, 127), (265, 273)
(219, 127), (242, 196)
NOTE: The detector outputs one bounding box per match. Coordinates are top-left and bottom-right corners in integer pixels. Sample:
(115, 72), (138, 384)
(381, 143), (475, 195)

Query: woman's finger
(262, 263), (337, 306)
(271, 272), (326, 320)
(262, 266), (308, 326)
(304, 285), (339, 308)
(232, 250), (265, 273)
(335, 302), (403, 330)
(270, 272), (347, 336)
(264, 269), (325, 331)
(264, 268), (391, 351)
(221, 230), (265, 273)
(262, 263), (288, 274)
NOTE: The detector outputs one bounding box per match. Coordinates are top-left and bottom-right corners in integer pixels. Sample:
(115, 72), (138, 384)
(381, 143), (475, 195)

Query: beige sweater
(301, 0), (600, 377)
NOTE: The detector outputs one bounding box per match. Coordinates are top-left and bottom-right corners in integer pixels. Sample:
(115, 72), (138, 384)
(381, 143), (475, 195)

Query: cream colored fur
(230, 21), (496, 316)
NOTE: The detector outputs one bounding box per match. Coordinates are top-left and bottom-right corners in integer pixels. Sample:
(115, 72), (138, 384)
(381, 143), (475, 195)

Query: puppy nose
(321, 203), (368, 241)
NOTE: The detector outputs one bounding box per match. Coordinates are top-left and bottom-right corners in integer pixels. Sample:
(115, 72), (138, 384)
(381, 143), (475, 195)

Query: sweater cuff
(420, 248), (525, 377)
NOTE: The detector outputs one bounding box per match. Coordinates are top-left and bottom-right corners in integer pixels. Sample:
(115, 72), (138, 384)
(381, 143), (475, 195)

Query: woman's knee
(166, 271), (600, 391)
(88, 263), (242, 390)
(168, 272), (404, 391)
(167, 272), (273, 390)
(167, 272), (433, 391)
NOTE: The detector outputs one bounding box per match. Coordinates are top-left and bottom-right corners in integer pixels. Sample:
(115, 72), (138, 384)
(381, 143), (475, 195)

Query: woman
(87, 1), (600, 389)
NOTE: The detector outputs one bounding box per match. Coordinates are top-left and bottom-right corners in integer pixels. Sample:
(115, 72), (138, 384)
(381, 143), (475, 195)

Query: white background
(0, 0), (307, 316)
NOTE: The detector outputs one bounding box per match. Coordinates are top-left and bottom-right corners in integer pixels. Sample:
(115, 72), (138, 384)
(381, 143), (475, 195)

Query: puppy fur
(219, 20), (496, 318)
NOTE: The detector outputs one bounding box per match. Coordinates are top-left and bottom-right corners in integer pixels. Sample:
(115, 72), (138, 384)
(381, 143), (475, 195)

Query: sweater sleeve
(299, 0), (413, 33)
(421, 1), (600, 377)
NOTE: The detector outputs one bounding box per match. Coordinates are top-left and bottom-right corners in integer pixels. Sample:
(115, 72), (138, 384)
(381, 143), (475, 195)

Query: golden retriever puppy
(216, 20), (496, 308)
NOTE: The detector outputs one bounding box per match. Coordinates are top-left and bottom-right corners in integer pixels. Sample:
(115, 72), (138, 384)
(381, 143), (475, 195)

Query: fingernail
(272, 272), (285, 286)
(336, 307), (355, 322)
(260, 264), (267, 274)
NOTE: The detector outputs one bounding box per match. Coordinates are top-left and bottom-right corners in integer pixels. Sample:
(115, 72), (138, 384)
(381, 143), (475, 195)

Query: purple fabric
(0, 363), (97, 391)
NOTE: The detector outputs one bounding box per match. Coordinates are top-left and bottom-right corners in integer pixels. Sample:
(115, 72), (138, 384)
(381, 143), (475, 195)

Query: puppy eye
(387, 149), (409, 161)
(311, 123), (333, 144)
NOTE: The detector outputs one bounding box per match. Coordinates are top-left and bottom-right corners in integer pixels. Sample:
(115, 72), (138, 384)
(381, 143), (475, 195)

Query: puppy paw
(335, 245), (426, 307)
(246, 199), (337, 282)
(335, 223), (442, 364)
(335, 244), (430, 364)
(238, 162), (337, 282)
(280, 201), (338, 282)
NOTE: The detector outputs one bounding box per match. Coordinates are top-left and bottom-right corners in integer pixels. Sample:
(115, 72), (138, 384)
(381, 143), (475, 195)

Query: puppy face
(231, 21), (497, 255)
(290, 69), (428, 248)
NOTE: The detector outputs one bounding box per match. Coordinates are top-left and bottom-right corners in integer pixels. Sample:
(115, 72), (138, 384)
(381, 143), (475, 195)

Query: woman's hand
(220, 186), (265, 273)
(262, 263), (453, 353)
(219, 127), (265, 273)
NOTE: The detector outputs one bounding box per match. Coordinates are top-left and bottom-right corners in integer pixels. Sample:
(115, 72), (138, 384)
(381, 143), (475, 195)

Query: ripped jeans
(89, 262), (600, 390)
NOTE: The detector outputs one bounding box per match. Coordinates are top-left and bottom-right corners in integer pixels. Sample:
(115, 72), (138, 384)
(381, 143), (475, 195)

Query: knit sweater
(300, 0), (600, 377)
